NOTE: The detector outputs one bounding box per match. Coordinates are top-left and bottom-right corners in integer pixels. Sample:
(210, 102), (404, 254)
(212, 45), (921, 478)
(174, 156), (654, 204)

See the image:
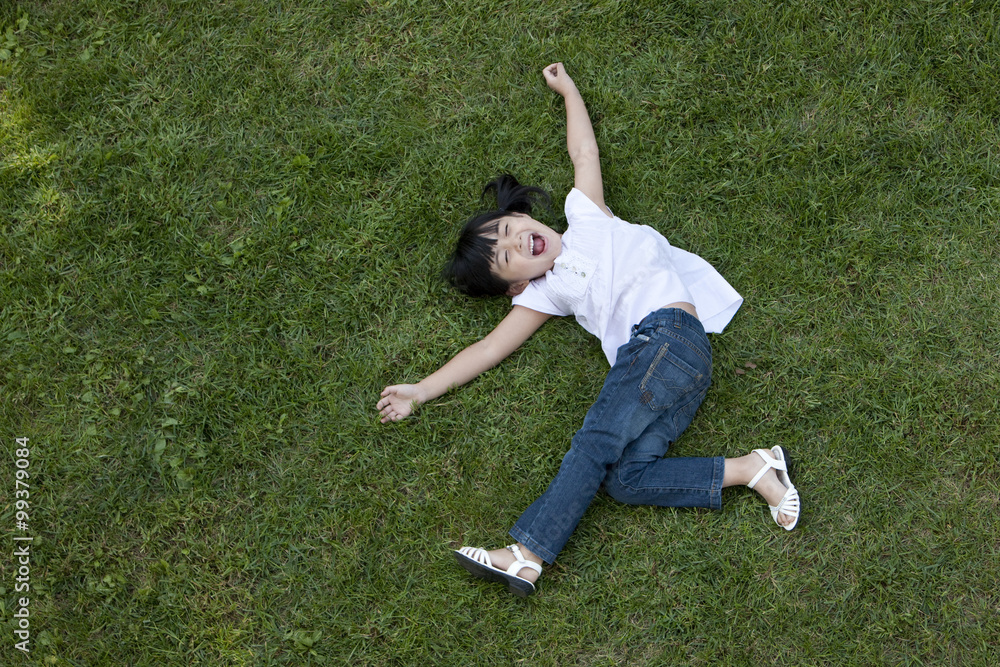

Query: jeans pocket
(638, 341), (706, 411)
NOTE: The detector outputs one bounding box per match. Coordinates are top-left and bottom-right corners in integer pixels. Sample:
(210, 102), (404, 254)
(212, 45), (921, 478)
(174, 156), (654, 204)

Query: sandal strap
(769, 486), (801, 523)
(747, 448), (787, 490)
(459, 546), (492, 568)
(505, 544), (542, 576)
(773, 486), (800, 515)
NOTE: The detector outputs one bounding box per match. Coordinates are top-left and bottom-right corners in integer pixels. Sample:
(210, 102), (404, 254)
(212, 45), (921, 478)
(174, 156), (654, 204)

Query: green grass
(2, 0), (999, 664)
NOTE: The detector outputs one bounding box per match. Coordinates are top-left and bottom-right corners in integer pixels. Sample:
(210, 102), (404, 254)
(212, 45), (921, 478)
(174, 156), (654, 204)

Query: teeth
(530, 235), (534, 255)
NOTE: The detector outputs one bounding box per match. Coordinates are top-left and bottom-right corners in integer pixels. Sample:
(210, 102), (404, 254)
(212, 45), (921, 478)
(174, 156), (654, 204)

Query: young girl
(377, 63), (801, 597)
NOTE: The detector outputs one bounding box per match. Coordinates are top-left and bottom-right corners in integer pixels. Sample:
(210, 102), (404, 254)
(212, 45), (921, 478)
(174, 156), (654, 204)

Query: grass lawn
(2, 0), (999, 664)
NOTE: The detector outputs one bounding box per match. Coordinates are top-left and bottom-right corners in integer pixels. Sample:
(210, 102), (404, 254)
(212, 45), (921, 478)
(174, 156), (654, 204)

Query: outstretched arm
(377, 306), (552, 423)
(543, 62), (611, 217)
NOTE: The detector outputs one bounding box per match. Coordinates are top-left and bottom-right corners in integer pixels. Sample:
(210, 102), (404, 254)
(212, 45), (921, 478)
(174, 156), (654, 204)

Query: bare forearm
(378, 306), (549, 423)
(414, 341), (502, 405)
(563, 87), (599, 163)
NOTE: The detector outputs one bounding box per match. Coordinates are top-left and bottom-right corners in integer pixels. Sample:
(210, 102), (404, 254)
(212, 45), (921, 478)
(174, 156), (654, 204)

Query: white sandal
(454, 544), (543, 597)
(748, 446), (801, 531)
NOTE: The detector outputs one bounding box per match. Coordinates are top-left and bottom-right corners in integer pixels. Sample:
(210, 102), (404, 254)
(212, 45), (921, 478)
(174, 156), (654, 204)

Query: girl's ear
(506, 280), (529, 296)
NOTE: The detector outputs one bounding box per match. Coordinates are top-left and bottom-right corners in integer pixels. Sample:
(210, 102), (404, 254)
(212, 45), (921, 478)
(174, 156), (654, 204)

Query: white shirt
(512, 188), (743, 365)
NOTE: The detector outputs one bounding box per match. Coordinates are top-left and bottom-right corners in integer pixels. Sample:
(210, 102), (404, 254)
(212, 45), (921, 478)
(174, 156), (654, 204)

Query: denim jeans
(509, 308), (724, 564)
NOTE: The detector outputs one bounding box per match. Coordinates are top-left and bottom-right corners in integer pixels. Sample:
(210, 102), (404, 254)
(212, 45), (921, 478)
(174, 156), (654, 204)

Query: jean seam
(616, 479), (718, 494)
(659, 328), (711, 371)
(671, 387), (709, 434)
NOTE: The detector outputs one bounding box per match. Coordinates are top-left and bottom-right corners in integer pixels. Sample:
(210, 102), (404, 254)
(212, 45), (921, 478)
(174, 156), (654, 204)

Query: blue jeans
(509, 308), (724, 564)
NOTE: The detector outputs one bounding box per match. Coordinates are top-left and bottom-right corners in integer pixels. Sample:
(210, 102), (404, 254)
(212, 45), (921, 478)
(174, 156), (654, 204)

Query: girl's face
(487, 213), (562, 294)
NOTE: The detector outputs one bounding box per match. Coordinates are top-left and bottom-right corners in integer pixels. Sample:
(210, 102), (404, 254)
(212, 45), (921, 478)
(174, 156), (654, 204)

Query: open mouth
(530, 234), (546, 256)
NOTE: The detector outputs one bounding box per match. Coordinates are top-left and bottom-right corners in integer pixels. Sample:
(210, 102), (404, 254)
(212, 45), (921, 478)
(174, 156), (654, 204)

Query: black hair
(442, 175), (551, 298)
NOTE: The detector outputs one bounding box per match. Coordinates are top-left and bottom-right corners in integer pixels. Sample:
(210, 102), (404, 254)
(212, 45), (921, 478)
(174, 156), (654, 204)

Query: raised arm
(542, 63), (611, 217)
(377, 306), (552, 423)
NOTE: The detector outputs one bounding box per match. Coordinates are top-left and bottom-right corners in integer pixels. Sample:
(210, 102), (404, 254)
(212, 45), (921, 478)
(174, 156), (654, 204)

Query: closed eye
(504, 224), (510, 265)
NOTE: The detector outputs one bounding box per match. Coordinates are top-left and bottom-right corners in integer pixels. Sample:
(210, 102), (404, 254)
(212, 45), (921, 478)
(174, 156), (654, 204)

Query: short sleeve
(565, 188), (613, 223)
(511, 277), (570, 317)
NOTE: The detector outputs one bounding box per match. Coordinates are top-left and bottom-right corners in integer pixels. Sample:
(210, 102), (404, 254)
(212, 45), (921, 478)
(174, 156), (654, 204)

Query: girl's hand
(543, 62), (578, 97)
(377, 384), (426, 423)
